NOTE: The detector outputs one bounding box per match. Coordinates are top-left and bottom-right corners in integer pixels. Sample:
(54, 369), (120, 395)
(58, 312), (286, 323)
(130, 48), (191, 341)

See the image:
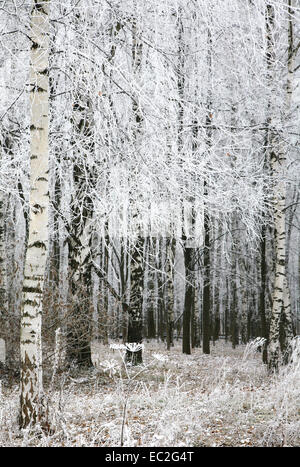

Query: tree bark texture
(20, 0), (50, 429)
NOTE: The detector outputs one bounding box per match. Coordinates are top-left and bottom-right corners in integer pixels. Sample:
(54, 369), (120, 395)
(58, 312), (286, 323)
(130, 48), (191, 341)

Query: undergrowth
(0, 338), (299, 447)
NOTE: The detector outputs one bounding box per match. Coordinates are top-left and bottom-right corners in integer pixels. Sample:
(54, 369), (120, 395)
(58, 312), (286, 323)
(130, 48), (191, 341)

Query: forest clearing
(1, 338), (299, 447)
(0, 0), (299, 448)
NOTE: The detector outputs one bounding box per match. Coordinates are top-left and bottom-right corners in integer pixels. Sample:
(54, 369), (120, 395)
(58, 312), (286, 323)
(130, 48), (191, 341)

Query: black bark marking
(28, 240), (47, 250)
(24, 299), (39, 307)
(23, 286), (42, 294)
(30, 124), (44, 131)
(31, 41), (39, 50)
(32, 1), (48, 16)
(32, 204), (44, 213)
(39, 68), (49, 75)
(30, 84), (47, 93)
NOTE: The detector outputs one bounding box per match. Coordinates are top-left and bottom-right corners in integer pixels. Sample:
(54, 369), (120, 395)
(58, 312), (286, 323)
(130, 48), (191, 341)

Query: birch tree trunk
(267, 2), (294, 370)
(19, 0), (50, 429)
(66, 34), (96, 366)
(126, 6), (145, 365)
(66, 132), (94, 367)
(67, 210), (93, 367)
(268, 162), (293, 370)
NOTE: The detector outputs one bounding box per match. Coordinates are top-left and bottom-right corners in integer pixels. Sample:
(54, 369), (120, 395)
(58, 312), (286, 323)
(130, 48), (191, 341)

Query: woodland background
(0, 0), (299, 444)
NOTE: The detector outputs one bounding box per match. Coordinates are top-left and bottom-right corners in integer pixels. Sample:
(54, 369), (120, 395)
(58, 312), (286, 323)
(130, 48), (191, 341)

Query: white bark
(268, 1), (295, 369)
(268, 155), (289, 367)
(20, 0), (49, 428)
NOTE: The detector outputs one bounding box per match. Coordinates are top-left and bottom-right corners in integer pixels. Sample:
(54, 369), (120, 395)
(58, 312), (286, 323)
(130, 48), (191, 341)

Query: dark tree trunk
(157, 237), (165, 342)
(182, 247), (194, 355)
(146, 237), (156, 339)
(224, 278), (229, 342)
(202, 210), (210, 354)
(126, 237), (144, 365)
(66, 69), (94, 368)
(260, 225), (268, 363)
(166, 238), (176, 350)
(230, 277), (239, 349)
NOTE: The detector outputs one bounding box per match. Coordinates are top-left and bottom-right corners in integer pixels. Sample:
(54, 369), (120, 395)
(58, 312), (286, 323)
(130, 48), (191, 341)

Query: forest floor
(0, 339), (299, 447)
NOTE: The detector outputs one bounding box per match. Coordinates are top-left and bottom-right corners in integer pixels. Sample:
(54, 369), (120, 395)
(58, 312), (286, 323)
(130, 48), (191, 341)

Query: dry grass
(0, 339), (299, 447)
